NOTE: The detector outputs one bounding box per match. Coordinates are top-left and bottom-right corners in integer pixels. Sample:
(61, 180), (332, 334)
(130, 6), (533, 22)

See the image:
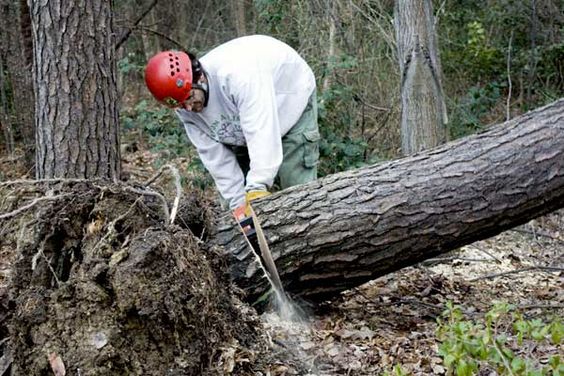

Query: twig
(168, 166), (182, 225)
(474, 246), (503, 263)
(115, 0), (159, 50)
(91, 197), (144, 255)
(31, 243), (61, 287)
(15, 219), (35, 255)
(511, 228), (564, 244)
(0, 178), (89, 187)
(493, 325), (516, 376)
(0, 194), (71, 220)
(134, 26), (188, 51)
(422, 256), (496, 265)
(354, 95), (391, 112)
(470, 266), (563, 282)
(144, 164), (183, 225)
(124, 187), (169, 221)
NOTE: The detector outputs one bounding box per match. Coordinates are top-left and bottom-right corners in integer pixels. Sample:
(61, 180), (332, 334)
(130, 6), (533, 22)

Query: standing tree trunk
(0, 56), (15, 156)
(394, 0), (447, 155)
(30, 0), (120, 179)
(0, 0), (35, 168)
(214, 99), (564, 302)
(321, 0), (337, 94)
(233, 0), (247, 37)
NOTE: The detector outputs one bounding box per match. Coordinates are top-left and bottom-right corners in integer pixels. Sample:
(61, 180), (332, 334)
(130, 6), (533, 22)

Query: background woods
(0, 0), (562, 177)
(112, 0), (562, 177)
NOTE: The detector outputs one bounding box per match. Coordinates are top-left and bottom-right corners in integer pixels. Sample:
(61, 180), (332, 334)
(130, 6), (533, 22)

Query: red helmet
(145, 51), (193, 107)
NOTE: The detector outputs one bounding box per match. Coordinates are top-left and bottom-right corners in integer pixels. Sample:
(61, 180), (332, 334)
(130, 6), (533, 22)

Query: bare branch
(0, 178), (89, 188)
(470, 266), (563, 282)
(116, 0), (159, 50)
(124, 186), (170, 221)
(134, 26), (188, 51)
(143, 164), (183, 225)
(0, 194), (72, 220)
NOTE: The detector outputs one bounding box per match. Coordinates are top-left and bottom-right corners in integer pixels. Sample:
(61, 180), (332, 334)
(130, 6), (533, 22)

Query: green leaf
(511, 357), (526, 373)
(456, 360), (473, 376)
(444, 354), (457, 368)
(550, 321), (563, 344)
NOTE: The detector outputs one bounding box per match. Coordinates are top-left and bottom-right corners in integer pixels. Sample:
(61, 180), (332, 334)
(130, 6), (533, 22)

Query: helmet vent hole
(176, 68), (180, 72)
(170, 65), (174, 69)
(170, 72), (175, 76)
(176, 62), (179, 66)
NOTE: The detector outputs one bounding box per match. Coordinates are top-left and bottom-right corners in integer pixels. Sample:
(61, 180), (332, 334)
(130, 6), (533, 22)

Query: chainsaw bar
(236, 207), (285, 296)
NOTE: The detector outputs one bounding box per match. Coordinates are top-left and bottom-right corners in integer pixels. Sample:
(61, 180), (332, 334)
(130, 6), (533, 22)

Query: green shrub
(437, 301), (563, 375)
(120, 100), (212, 188)
(449, 81), (504, 139)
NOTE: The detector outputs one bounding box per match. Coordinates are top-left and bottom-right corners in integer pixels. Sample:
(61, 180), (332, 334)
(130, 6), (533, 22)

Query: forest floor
(0, 148), (562, 375)
(265, 212), (563, 375)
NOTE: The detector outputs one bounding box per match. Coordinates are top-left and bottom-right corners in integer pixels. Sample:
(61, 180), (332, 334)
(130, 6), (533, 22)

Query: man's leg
(278, 91), (320, 189)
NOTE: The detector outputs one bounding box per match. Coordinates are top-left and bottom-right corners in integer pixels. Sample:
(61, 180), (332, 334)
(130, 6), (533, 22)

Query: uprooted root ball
(0, 180), (269, 375)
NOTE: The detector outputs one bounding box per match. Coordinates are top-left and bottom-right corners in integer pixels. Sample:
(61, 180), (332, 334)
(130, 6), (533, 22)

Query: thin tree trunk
(0, 54), (15, 156)
(394, 0), (447, 155)
(233, 0), (247, 37)
(527, 0), (537, 104)
(0, 0), (35, 168)
(30, 0), (120, 179)
(18, 0), (34, 166)
(322, 0), (337, 93)
(214, 99), (564, 302)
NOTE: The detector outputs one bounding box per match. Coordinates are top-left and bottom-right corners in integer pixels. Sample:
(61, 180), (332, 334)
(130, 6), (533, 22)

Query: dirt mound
(0, 180), (269, 375)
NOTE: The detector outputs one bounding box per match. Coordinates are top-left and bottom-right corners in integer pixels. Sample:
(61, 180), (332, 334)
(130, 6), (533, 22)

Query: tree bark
(0, 0), (35, 167)
(213, 99), (564, 302)
(30, 0), (120, 179)
(233, 0), (247, 37)
(394, 0), (447, 155)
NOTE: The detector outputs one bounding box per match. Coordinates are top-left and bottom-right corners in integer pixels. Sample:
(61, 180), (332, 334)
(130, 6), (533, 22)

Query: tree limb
(116, 0), (159, 50)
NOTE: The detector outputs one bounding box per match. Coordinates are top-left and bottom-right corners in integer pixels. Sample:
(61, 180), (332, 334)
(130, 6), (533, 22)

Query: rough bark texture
(394, 0), (447, 155)
(233, 0), (247, 37)
(30, 0), (120, 179)
(214, 99), (564, 302)
(0, 0), (35, 165)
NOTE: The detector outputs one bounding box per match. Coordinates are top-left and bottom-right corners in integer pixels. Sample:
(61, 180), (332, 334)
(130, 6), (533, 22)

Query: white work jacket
(176, 35), (316, 209)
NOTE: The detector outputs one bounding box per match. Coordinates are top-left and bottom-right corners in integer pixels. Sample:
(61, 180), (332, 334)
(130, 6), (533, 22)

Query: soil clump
(0, 180), (272, 375)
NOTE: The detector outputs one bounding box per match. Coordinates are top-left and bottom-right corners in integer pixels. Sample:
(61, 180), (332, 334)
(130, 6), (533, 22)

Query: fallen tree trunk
(214, 99), (564, 302)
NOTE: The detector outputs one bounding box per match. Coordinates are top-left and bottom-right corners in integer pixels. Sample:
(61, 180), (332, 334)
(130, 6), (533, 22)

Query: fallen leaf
(91, 332), (108, 349)
(299, 341), (316, 350)
(48, 353), (65, 376)
(354, 326), (375, 340)
(325, 345), (340, 357)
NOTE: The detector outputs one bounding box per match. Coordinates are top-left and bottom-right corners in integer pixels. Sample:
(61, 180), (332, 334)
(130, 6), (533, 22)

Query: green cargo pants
(232, 91), (319, 190)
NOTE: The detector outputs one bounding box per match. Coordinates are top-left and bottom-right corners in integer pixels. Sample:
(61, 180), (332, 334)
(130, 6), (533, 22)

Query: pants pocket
(303, 130), (320, 168)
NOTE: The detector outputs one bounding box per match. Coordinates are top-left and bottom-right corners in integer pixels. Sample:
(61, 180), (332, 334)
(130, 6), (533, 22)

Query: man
(144, 35), (319, 216)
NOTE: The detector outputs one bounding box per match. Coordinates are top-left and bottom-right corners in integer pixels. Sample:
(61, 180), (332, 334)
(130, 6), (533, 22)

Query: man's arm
(181, 121), (246, 209)
(235, 73), (283, 192)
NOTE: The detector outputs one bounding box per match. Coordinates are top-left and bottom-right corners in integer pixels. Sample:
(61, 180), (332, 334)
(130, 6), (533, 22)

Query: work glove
(233, 190), (271, 221)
